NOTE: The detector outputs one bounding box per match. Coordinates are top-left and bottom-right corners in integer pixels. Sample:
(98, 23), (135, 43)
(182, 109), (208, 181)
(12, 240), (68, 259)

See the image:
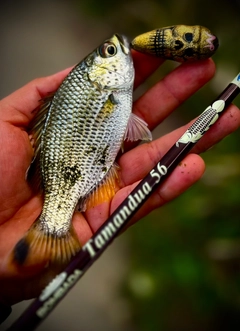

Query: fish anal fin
(11, 220), (81, 271)
(84, 164), (120, 211)
(125, 113), (152, 142)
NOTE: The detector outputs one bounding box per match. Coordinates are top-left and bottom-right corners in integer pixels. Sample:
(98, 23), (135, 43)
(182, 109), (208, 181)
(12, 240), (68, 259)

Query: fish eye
(184, 32), (193, 42)
(99, 43), (117, 58)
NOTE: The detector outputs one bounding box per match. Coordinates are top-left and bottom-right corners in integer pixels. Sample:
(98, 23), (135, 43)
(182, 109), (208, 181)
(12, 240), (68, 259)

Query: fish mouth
(115, 34), (130, 55)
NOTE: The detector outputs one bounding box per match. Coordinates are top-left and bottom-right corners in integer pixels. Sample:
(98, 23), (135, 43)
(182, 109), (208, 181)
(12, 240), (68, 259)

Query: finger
(0, 49), (162, 127)
(131, 49), (164, 88)
(0, 50), (163, 126)
(0, 49), (163, 125)
(0, 67), (73, 126)
(133, 59), (216, 130)
(111, 153), (205, 225)
(0, 119), (35, 224)
(119, 103), (240, 187)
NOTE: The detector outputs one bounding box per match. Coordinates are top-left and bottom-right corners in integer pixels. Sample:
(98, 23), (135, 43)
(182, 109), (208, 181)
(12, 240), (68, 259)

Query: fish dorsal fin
(78, 163), (120, 212)
(124, 113), (152, 142)
(27, 94), (53, 191)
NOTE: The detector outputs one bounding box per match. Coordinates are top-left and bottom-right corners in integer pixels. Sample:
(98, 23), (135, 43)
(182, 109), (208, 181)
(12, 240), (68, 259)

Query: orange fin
(80, 164), (120, 211)
(124, 113), (152, 142)
(11, 220), (81, 270)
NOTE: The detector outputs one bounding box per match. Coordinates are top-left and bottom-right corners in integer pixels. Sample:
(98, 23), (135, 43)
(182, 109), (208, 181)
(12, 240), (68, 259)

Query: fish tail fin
(11, 220), (81, 271)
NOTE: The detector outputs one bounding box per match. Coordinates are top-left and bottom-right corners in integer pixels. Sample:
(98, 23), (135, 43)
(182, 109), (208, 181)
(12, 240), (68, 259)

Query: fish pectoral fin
(81, 164), (120, 211)
(27, 94), (54, 192)
(10, 220), (81, 270)
(124, 113), (152, 142)
(109, 92), (119, 105)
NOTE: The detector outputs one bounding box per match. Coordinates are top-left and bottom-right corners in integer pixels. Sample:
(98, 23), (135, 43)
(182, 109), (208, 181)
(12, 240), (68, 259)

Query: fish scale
(12, 34), (151, 267)
(10, 24), (220, 273)
(12, 27), (218, 268)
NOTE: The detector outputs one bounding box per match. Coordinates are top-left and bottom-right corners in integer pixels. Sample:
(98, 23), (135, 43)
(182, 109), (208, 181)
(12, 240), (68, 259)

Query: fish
(12, 34), (152, 268)
(131, 25), (219, 62)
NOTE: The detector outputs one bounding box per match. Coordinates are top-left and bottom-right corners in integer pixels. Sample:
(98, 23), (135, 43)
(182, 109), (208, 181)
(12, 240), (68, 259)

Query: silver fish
(13, 34), (151, 267)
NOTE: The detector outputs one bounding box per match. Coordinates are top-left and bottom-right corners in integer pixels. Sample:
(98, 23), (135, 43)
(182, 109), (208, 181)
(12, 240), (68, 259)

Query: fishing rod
(7, 73), (240, 330)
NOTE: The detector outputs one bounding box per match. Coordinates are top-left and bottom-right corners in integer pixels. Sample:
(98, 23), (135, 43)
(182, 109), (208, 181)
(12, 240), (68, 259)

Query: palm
(0, 53), (239, 305)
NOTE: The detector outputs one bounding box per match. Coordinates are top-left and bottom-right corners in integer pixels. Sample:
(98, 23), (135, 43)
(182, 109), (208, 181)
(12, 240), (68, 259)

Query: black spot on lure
(131, 25), (218, 62)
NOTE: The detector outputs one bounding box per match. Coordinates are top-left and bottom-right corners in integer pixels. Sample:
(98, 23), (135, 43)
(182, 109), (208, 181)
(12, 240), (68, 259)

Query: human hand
(0, 52), (239, 306)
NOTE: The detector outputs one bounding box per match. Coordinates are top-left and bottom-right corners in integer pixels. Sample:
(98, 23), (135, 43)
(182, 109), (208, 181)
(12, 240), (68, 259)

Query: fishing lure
(131, 25), (218, 61)
(11, 25), (218, 270)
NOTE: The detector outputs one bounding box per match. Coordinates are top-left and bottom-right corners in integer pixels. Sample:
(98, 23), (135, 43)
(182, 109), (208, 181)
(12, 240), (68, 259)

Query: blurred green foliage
(75, 0), (240, 329)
